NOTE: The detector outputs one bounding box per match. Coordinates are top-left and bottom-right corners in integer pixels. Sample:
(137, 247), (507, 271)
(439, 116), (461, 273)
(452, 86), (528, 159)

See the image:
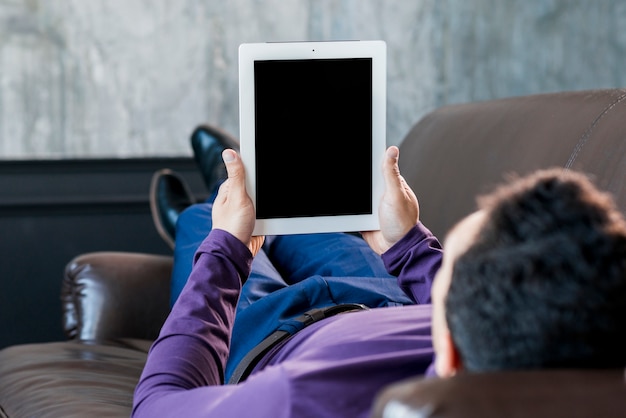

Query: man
(134, 138), (626, 417)
(134, 142), (440, 418)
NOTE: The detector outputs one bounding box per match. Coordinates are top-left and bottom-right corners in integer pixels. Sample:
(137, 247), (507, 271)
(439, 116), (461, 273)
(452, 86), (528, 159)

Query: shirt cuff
(381, 222), (435, 266)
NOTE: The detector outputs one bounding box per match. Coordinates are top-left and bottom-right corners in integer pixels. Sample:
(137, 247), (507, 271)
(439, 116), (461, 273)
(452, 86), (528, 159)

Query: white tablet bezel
(238, 40), (386, 236)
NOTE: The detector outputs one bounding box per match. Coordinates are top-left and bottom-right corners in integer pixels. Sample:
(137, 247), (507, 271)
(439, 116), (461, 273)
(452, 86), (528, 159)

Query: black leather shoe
(149, 169), (195, 249)
(190, 124), (240, 192)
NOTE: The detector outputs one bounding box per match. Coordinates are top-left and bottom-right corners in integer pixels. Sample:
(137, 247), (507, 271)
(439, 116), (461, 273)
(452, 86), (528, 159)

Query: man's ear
(435, 330), (463, 377)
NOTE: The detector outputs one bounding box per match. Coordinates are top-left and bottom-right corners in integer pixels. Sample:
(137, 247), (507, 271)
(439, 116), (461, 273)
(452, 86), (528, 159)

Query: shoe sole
(149, 168), (191, 250)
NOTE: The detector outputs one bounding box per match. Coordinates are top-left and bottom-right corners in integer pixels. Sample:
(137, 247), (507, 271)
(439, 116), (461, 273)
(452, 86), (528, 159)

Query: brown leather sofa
(2, 88), (626, 417)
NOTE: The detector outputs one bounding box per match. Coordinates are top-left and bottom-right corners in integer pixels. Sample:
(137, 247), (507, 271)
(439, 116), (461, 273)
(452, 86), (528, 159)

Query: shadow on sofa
(2, 88), (626, 417)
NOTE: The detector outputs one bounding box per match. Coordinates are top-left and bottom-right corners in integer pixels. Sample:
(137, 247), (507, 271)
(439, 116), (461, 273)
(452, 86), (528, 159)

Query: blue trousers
(172, 198), (414, 382)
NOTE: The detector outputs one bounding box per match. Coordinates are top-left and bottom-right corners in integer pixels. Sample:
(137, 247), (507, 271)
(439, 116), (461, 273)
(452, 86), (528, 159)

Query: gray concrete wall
(1, 0), (624, 159)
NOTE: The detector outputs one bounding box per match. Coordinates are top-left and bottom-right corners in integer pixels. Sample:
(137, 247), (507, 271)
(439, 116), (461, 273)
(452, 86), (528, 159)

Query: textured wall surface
(1, 0), (625, 159)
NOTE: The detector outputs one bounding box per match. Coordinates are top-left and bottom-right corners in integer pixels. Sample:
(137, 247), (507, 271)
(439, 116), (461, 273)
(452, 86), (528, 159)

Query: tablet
(238, 40), (386, 236)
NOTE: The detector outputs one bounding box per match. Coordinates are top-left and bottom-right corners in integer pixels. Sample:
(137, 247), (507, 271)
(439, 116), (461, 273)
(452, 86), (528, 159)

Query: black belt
(228, 303), (369, 384)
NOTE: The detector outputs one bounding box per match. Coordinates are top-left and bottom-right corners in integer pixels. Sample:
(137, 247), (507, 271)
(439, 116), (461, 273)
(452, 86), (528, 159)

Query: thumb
(382, 146), (403, 198)
(222, 149), (247, 195)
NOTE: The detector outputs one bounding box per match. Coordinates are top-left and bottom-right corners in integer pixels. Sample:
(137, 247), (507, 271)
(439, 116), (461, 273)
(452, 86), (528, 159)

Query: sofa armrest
(61, 251), (173, 343)
(371, 369), (626, 418)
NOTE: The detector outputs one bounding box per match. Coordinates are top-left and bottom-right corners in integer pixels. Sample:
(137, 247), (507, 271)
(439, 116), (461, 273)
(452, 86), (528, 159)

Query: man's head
(432, 168), (626, 376)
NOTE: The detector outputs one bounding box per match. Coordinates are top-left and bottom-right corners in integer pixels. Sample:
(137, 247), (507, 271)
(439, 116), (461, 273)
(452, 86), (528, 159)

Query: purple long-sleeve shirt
(133, 223), (442, 418)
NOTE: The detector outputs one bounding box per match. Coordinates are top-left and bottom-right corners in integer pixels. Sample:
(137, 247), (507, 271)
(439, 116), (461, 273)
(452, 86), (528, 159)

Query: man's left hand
(212, 149), (265, 255)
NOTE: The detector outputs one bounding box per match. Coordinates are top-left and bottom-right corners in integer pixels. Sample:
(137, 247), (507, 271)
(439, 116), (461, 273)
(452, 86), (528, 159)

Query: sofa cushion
(0, 339), (151, 418)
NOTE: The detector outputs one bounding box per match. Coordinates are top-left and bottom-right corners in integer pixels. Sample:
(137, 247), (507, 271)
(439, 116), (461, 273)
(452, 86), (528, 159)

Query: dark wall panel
(0, 158), (208, 349)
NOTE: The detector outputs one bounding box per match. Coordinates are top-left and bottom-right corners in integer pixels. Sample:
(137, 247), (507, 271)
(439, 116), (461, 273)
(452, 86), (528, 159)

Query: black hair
(446, 168), (626, 371)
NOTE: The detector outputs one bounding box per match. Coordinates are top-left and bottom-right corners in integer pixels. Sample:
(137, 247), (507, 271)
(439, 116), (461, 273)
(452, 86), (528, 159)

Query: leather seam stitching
(565, 90), (626, 169)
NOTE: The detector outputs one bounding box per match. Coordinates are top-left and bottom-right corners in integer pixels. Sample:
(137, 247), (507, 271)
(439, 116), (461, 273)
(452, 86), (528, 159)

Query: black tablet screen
(254, 58), (373, 219)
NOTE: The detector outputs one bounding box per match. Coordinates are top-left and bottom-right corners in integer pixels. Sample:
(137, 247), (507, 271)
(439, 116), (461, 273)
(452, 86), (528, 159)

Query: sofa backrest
(380, 88), (626, 418)
(398, 88), (626, 239)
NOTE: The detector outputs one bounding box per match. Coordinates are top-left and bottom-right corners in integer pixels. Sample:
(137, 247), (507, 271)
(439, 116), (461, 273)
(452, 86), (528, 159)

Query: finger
(214, 177), (230, 203)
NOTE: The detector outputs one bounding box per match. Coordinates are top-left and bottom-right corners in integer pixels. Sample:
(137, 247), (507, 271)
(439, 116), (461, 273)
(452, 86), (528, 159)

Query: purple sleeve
(132, 229), (293, 417)
(381, 222), (443, 304)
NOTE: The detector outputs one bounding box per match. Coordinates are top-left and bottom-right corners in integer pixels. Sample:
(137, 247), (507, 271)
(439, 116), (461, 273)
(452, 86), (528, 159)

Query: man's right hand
(212, 149), (265, 256)
(362, 146), (420, 254)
